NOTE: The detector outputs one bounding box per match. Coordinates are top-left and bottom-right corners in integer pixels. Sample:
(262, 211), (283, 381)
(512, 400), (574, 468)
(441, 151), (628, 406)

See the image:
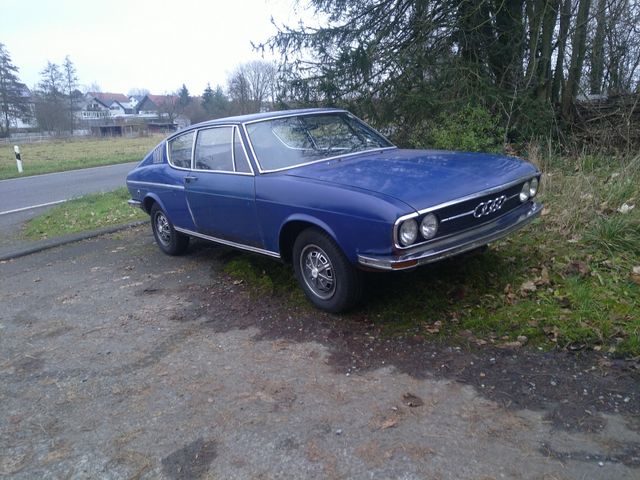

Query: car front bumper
(357, 201), (543, 271)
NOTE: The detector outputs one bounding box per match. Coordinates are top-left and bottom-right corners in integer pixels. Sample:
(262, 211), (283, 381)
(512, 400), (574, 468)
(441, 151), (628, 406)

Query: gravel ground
(1, 225), (638, 479)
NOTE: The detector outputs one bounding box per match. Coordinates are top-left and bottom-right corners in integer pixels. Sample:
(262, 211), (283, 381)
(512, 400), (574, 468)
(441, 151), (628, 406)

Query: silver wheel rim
(155, 212), (172, 246)
(300, 244), (336, 300)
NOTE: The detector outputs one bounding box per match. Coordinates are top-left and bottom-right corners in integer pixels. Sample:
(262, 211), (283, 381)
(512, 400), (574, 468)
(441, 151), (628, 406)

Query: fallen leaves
(564, 260), (590, 277)
(402, 393), (424, 408)
(536, 266), (551, 286)
(424, 321), (442, 334)
(380, 418), (398, 430)
(544, 325), (560, 343)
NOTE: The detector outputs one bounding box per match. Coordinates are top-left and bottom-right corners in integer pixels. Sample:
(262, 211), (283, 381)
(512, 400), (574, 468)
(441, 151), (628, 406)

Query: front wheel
(292, 228), (363, 313)
(150, 204), (189, 256)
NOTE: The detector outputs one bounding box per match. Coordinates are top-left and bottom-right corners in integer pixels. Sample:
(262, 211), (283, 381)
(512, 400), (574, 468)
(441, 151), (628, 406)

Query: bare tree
(62, 56), (78, 133)
(227, 60), (277, 114)
(155, 95), (180, 123)
(127, 87), (150, 97)
(35, 61), (67, 133)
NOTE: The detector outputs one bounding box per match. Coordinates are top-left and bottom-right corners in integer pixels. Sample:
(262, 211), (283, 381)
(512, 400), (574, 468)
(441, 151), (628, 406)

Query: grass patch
(1, 135), (163, 180)
(22, 188), (146, 240)
(218, 152), (640, 357)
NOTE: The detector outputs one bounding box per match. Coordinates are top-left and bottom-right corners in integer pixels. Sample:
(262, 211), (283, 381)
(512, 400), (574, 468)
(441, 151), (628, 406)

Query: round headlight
(420, 213), (438, 240)
(529, 177), (539, 197)
(519, 182), (530, 202)
(399, 219), (418, 246)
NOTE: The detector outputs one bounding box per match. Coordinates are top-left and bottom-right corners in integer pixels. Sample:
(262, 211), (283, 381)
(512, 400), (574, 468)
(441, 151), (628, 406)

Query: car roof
(190, 107), (347, 129)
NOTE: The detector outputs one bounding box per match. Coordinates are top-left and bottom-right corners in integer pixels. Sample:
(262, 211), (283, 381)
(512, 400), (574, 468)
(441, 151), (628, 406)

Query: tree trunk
(491, 0), (525, 88)
(525, 0), (545, 86)
(551, 0), (572, 104)
(535, 0), (560, 100)
(589, 0), (606, 94)
(561, 0), (592, 119)
(457, 0), (494, 77)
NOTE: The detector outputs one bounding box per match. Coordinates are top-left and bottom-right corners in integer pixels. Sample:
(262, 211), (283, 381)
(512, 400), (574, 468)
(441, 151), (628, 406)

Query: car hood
(283, 148), (538, 211)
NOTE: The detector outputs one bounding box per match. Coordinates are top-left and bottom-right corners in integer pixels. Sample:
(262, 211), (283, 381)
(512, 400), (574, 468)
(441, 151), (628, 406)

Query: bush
(409, 105), (505, 153)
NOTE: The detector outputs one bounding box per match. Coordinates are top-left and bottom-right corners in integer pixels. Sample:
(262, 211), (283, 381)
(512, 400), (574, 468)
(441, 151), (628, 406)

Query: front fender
(279, 213), (340, 246)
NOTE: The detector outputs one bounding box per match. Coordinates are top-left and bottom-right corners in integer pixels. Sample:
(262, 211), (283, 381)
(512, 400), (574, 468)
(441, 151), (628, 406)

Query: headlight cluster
(519, 176), (539, 202)
(398, 213), (439, 247)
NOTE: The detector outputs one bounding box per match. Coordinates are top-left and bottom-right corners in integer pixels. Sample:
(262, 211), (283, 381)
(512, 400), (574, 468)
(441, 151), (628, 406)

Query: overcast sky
(0, 0), (312, 95)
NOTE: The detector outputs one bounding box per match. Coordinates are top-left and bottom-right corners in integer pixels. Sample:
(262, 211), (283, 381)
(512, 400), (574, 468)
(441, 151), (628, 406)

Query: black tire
(292, 228), (363, 313)
(150, 203), (189, 256)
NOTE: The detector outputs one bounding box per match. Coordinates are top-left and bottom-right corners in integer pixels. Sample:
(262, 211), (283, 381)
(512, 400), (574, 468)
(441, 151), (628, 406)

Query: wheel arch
(278, 215), (340, 264)
(142, 193), (164, 215)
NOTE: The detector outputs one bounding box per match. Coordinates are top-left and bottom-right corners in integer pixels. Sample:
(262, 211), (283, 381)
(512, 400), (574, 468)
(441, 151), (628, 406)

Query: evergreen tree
(178, 83), (191, 107)
(0, 43), (30, 137)
(201, 83), (214, 112)
(201, 83), (229, 118)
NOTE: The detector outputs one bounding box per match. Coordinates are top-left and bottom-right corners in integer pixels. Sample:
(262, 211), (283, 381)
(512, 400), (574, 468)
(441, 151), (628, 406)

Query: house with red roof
(136, 94), (179, 118)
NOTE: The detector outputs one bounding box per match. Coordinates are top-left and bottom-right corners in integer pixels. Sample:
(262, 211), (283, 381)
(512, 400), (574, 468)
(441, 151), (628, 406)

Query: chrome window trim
(174, 227), (280, 259)
(190, 129), (197, 168)
(166, 131), (195, 171)
(241, 110), (396, 174)
(393, 173), (540, 250)
(232, 126), (255, 175)
(231, 126), (237, 172)
(168, 124), (255, 176)
(242, 109), (350, 125)
(127, 180), (185, 191)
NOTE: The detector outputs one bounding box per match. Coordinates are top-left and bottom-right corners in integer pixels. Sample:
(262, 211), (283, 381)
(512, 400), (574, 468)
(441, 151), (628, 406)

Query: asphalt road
(0, 161), (138, 216)
(0, 162), (138, 248)
(0, 227), (638, 479)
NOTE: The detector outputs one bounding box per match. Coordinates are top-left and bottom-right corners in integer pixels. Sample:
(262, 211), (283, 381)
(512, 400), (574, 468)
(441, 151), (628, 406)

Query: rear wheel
(292, 228), (362, 313)
(150, 204), (189, 255)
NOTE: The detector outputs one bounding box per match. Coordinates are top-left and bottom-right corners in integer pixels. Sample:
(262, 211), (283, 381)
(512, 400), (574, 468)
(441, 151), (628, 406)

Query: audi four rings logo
(473, 194), (507, 218)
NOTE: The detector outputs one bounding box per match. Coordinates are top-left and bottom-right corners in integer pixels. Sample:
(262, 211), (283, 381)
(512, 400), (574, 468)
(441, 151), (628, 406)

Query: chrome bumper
(128, 199), (143, 209)
(358, 201), (543, 271)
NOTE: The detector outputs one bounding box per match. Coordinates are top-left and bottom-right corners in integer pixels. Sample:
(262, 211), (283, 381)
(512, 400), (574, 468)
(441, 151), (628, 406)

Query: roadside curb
(0, 220), (148, 262)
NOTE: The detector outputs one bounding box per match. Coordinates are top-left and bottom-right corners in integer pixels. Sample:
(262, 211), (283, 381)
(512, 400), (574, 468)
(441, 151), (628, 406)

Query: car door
(184, 125), (262, 246)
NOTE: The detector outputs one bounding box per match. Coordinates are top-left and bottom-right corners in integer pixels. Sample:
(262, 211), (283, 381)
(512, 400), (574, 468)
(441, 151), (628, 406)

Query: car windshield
(245, 112), (393, 171)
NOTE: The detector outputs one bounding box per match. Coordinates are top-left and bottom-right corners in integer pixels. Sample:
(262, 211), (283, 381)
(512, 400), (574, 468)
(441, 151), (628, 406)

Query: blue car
(126, 108), (542, 312)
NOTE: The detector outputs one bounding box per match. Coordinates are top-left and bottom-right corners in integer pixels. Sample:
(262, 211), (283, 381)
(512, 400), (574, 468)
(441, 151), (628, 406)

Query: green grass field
(1, 135), (162, 180)
(22, 188), (147, 240)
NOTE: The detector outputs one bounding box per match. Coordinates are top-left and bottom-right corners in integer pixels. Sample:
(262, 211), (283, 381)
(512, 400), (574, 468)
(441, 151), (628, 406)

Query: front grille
(435, 182), (524, 237)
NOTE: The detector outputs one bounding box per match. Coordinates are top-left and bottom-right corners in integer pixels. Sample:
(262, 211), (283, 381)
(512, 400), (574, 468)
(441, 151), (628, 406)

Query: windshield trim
(241, 111), (396, 174)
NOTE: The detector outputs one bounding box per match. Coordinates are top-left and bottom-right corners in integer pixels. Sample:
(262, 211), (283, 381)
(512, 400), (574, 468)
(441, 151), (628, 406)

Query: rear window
(168, 131), (194, 168)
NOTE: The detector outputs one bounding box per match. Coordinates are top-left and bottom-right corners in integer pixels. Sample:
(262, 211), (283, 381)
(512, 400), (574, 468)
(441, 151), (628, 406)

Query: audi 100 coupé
(126, 108), (542, 312)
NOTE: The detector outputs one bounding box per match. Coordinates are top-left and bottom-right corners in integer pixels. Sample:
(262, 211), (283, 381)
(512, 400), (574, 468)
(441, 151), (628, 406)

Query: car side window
(194, 127), (234, 172)
(233, 128), (252, 173)
(168, 132), (194, 168)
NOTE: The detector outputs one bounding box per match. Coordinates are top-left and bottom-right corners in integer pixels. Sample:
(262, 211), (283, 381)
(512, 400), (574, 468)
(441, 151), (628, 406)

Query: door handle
(184, 176), (198, 183)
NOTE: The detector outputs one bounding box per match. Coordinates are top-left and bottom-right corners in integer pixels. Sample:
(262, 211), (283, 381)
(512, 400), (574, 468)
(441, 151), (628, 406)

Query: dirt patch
(177, 276), (639, 434)
(161, 438), (217, 480)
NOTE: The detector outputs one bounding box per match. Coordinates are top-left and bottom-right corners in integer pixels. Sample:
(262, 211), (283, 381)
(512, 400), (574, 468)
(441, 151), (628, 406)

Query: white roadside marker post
(14, 145), (23, 174)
